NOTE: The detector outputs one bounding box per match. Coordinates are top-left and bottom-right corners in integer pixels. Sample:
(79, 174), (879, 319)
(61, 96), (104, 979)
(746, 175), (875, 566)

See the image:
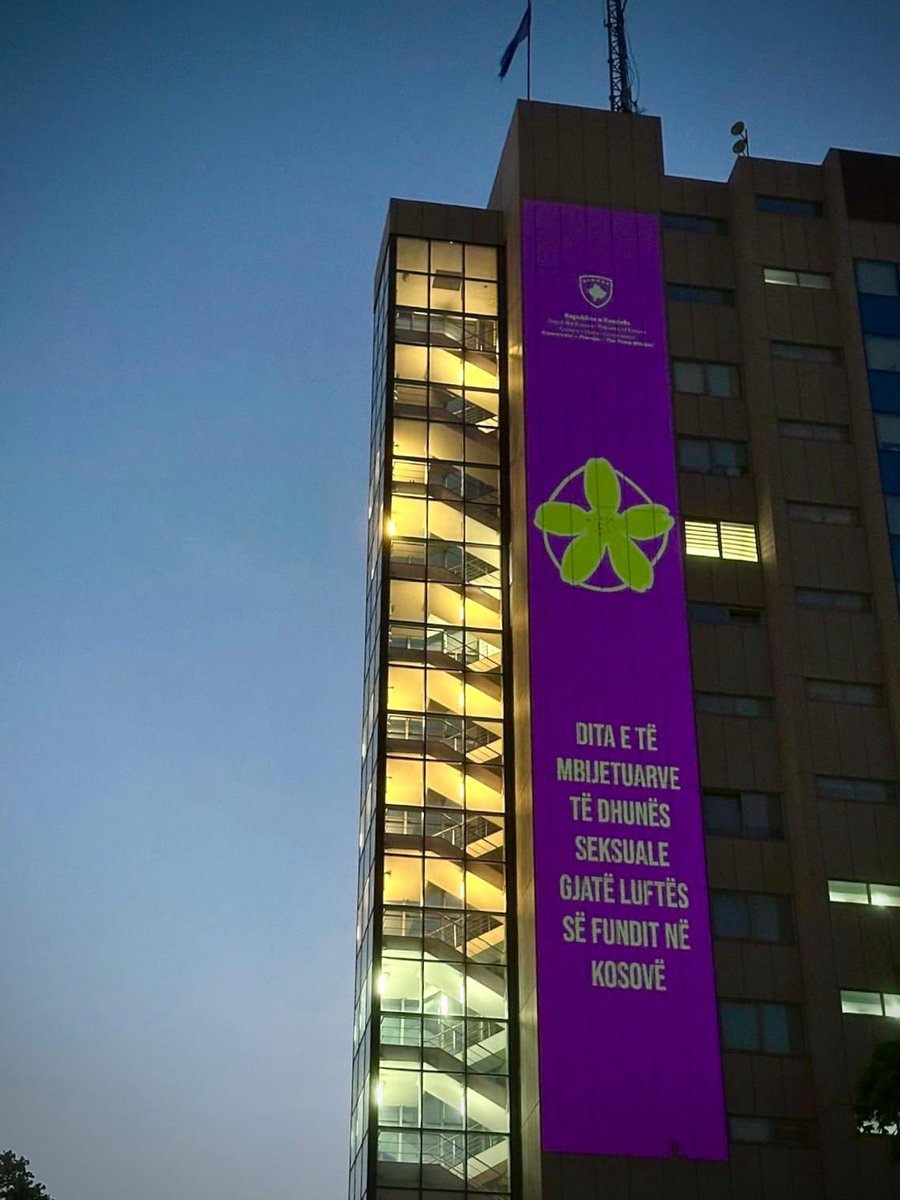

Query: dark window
(806, 679), (882, 705)
(787, 501), (859, 525)
(689, 602), (763, 626)
(696, 692), (773, 718)
(711, 892), (794, 942)
(728, 1115), (809, 1146)
(779, 419), (850, 442)
(678, 437), (749, 476)
(757, 194), (823, 217)
(815, 775), (897, 804)
(865, 335), (900, 372)
(772, 341), (840, 363)
(855, 260), (900, 297)
(671, 359), (741, 397)
(667, 283), (734, 306)
(876, 414), (900, 450)
(662, 212), (727, 235)
(702, 790), (783, 839)
(719, 1000), (804, 1054)
(795, 587), (871, 612)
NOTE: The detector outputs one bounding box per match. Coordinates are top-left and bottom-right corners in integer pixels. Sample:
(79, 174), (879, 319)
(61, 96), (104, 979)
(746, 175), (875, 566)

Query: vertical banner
(522, 200), (727, 1160)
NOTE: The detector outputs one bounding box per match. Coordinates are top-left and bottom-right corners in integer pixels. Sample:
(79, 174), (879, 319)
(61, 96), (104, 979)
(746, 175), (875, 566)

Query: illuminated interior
(350, 236), (510, 1200)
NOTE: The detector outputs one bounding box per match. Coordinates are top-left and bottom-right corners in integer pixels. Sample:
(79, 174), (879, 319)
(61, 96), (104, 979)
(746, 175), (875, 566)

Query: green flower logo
(533, 456), (674, 593)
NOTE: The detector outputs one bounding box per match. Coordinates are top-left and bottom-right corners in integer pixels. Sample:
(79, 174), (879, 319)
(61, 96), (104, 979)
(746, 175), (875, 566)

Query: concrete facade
(353, 101), (900, 1200)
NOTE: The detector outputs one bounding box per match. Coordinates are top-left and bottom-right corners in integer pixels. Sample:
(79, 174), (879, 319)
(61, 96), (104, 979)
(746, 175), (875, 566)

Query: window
(886, 496), (900, 536)
(815, 775), (897, 804)
(876, 413), (900, 450)
(667, 283), (734, 306)
(729, 1116), (809, 1146)
(828, 880), (900, 907)
(702, 790), (783, 839)
(689, 602), (763, 626)
(373, 236), (511, 1192)
(719, 1001), (804, 1053)
(779, 419), (850, 442)
(787, 501), (859, 525)
(678, 437), (749, 476)
(806, 679), (882, 705)
(772, 341), (840, 363)
(856, 260), (900, 297)
(711, 892), (793, 941)
(764, 267), (831, 289)
(671, 359), (740, 397)
(757, 195), (823, 217)
(796, 587), (871, 611)
(696, 693), (773, 718)
(865, 335), (900, 372)
(662, 212), (727, 235)
(684, 519), (759, 561)
(841, 990), (900, 1018)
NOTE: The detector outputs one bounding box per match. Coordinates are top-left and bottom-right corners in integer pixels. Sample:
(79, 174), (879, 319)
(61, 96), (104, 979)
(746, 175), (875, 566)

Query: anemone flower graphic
(533, 456), (674, 592)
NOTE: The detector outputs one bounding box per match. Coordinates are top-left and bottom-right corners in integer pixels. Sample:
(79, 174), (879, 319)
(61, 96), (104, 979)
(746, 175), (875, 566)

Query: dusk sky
(3, 2), (900, 1197)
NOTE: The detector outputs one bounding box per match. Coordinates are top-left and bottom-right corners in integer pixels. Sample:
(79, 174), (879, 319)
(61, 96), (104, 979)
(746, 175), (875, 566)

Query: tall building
(349, 100), (900, 1200)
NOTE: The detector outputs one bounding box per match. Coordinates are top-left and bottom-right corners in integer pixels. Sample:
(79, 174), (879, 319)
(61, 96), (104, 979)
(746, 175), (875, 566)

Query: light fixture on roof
(731, 121), (750, 157)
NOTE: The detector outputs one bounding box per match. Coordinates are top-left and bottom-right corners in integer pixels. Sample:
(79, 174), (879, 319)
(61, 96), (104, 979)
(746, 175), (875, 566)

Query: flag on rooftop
(499, 3), (531, 79)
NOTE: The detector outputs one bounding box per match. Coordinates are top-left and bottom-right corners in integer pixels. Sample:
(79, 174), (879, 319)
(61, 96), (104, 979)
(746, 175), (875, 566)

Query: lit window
(841, 990), (888, 1017)
(787, 501), (859, 525)
(828, 880), (870, 904)
(870, 885), (900, 908)
(764, 267), (831, 289)
(855, 259), (900, 297)
(464, 244), (498, 281)
(772, 341), (840, 363)
(779, 419), (850, 442)
(865, 335), (900, 373)
(684, 519), (759, 561)
(829, 880), (900, 907)
(815, 775), (897, 804)
(720, 522), (759, 560)
(396, 238), (429, 272)
(757, 195), (823, 217)
(684, 520), (720, 558)
(806, 679), (882, 705)
(667, 283), (734, 306)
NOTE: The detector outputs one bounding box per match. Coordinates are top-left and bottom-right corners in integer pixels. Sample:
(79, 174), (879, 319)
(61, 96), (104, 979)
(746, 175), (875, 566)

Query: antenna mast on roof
(605, 0), (636, 113)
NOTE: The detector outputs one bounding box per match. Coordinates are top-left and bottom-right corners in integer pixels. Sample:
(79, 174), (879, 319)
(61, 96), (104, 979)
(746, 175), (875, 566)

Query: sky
(1, 2), (899, 1198)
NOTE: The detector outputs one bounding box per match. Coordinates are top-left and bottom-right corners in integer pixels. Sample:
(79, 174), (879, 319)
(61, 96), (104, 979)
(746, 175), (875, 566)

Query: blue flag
(499, 3), (531, 79)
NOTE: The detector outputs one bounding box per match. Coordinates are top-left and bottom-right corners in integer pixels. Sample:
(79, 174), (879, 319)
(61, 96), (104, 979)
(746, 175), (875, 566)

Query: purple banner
(522, 200), (727, 1160)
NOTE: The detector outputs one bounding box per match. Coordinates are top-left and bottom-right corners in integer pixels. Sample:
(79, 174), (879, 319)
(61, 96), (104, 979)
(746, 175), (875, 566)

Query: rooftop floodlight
(730, 120), (750, 157)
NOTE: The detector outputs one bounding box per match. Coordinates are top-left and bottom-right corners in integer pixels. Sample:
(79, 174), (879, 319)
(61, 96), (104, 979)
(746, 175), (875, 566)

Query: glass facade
(351, 234), (512, 1200)
(854, 259), (900, 603)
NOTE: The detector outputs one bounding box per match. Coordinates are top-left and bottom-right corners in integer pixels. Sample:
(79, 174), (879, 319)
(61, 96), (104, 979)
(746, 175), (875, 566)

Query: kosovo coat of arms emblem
(578, 274), (614, 309)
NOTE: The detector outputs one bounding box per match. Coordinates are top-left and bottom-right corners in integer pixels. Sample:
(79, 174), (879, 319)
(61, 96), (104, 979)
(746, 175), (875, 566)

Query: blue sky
(2, 2), (899, 1197)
